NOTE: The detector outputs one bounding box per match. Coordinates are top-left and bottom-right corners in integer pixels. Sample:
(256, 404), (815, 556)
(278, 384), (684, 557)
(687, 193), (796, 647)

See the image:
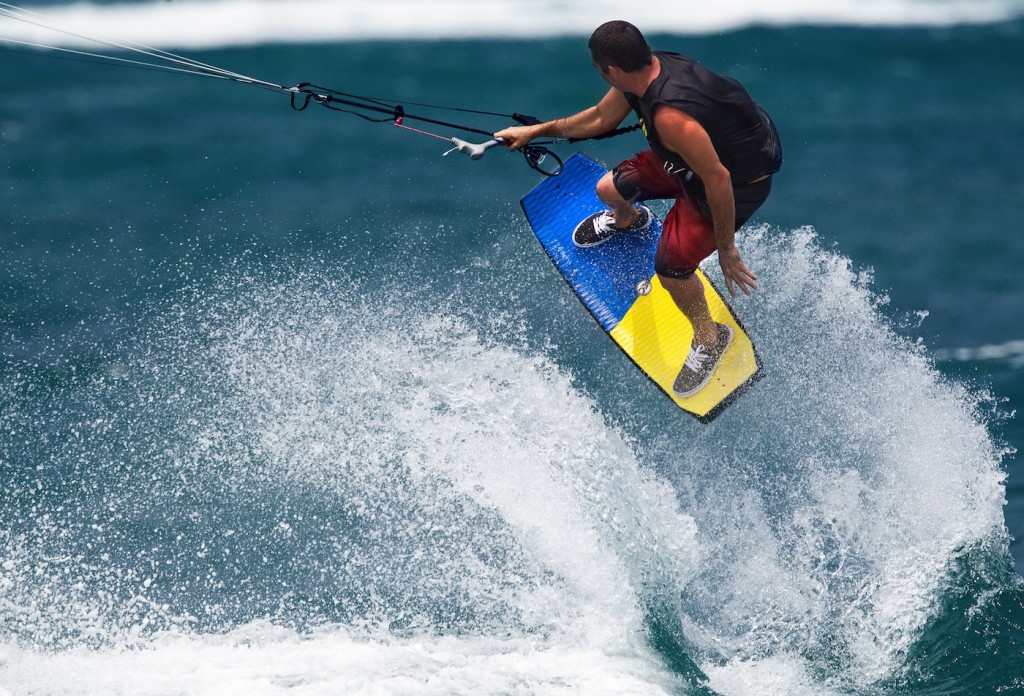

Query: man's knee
(595, 171), (624, 205)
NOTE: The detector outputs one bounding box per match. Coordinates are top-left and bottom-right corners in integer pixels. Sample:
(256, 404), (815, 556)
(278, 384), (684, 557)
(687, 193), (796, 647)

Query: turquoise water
(2, 6), (1024, 695)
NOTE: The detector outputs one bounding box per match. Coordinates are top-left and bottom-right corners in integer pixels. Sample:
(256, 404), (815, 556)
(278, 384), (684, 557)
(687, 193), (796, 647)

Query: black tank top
(624, 51), (782, 185)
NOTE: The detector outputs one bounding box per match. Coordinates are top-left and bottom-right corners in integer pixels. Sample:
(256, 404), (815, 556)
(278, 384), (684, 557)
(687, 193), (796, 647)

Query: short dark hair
(588, 21), (653, 74)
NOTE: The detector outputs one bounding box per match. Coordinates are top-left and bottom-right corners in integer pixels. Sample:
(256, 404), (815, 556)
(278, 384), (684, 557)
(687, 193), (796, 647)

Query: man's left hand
(719, 246), (758, 297)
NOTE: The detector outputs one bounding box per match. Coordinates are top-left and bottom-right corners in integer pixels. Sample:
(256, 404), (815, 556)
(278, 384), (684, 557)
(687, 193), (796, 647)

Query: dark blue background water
(3, 17), (1024, 695)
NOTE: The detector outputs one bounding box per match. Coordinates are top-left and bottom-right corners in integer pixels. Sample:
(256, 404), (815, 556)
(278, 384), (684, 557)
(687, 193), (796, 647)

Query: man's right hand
(494, 125), (541, 151)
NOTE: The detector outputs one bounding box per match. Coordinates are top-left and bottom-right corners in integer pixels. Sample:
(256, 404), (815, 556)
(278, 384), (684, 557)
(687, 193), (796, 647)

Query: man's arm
(495, 87), (632, 151)
(653, 105), (758, 297)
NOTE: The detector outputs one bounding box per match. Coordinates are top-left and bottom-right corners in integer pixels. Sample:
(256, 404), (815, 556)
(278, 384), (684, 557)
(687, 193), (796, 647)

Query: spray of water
(664, 226), (1010, 692)
(0, 225), (1013, 695)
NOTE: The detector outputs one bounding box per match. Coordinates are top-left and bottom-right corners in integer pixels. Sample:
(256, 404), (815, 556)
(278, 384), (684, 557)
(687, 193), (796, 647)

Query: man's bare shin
(659, 274), (717, 348)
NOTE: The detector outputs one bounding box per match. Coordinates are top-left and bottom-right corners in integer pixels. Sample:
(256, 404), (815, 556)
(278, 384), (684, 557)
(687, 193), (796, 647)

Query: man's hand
(494, 125), (540, 151)
(718, 245), (758, 297)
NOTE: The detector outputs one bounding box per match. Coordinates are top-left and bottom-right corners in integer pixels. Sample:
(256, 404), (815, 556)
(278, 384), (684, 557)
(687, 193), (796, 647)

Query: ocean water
(2, 1), (1024, 694)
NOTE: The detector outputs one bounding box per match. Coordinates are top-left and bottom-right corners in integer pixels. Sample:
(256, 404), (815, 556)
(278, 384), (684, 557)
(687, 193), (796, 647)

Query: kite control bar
(445, 137), (563, 176)
(445, 137), (502, 160)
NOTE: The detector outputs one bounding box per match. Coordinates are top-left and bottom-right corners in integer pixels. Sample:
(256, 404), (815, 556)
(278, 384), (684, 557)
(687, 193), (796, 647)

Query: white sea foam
(0, 622), (682, 695)
(683, 226), (1009, 692)
(0, 225), (1011, 694)
(0, 270), (698, 693)
(1, 0), (1022, 50)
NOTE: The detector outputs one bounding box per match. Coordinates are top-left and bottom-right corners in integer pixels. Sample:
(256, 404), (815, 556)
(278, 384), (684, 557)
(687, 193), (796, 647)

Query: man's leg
(595, 171), (642, 229)
(658, 273), (717, 349)
(661, 271), (734, 397)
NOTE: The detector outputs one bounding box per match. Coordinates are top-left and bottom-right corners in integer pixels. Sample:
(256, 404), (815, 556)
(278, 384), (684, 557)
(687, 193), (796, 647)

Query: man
(496, 21), (782, 398)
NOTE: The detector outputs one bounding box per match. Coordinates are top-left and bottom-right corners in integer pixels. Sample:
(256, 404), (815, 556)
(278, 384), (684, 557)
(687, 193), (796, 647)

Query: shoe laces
(595, 207), (646, 234)
(594, 211), (618, 233)
(683, 344), (710, 372)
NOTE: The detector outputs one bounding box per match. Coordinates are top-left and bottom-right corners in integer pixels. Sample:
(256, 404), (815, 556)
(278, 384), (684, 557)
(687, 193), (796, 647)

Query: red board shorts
(611, 150), (773, 279)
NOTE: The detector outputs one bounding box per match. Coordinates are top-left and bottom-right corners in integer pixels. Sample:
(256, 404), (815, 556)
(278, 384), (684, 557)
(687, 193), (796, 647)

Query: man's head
(588, 21), (653, 75)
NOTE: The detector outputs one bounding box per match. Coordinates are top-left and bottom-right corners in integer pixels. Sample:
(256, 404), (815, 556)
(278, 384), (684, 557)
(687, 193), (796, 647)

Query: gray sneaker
(673, 323), (734, 398)
(572, 204), (653, 248)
